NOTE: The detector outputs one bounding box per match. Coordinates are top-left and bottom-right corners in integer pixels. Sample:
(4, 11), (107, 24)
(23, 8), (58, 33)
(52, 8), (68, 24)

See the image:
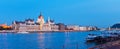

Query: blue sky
(0, 0), (120, 28)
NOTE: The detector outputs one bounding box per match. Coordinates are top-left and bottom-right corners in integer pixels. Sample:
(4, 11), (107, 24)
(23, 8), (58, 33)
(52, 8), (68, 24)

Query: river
(0, 31), (101, 49)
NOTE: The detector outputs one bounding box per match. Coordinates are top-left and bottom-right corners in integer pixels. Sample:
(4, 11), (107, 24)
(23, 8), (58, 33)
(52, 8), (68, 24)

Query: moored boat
(86, 34), (98, 42)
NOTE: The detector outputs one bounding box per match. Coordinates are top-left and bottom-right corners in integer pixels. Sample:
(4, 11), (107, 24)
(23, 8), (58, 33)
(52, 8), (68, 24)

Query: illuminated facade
(37, 13), (45, 30)
(12, 13), (59, 31)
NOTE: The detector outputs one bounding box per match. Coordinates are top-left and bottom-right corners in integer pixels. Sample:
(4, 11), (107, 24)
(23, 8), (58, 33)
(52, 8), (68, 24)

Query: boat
(101, 31), (119, 38)
(86, 34), (98, 42)
(17, 31), (29, 34)
(86, 31), (120, 43)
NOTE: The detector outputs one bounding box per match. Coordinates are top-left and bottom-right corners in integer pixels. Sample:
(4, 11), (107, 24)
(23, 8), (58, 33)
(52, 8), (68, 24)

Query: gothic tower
(37, 12), (45, 30)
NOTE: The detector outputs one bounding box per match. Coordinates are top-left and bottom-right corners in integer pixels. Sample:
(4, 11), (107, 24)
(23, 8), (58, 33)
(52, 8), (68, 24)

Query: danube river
(0, 31), (101, 49)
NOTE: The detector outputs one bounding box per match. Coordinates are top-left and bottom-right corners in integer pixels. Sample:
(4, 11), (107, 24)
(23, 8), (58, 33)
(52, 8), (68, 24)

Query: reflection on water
(0, 31), (101, 49)
(38, 33), (45, 49)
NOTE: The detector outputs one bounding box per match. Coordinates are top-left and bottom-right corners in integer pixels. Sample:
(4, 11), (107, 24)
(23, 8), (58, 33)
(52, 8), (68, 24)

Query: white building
(66, 25), (98, 31)
(79, 26), (97, 31)
(66, 25), (80, 30)
(12, 13), (59, 32)
(79, 26), (88, 31)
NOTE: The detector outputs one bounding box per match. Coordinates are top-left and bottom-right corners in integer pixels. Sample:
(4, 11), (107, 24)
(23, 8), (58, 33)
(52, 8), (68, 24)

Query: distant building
(79, 26), (88, 31)
(80, 26), (97, 31)
(66, 25), (98, 31)
(66, 25), (80, 30)
(12, 13), (59, 31)
(87, 26), (98, 31)
(56, 23), (65, 31)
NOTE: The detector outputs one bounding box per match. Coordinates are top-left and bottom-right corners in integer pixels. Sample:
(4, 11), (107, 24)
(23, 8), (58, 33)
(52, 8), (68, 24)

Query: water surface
(0, 31), (101, 49)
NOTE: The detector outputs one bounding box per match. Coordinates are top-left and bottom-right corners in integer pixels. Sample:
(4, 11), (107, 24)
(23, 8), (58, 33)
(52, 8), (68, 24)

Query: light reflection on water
(0, 31), (101, 49)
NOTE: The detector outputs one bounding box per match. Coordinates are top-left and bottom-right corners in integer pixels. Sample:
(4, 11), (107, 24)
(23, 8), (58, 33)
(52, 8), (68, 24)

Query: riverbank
(89, 40), (120, 49)
(0, 30), (95, 33)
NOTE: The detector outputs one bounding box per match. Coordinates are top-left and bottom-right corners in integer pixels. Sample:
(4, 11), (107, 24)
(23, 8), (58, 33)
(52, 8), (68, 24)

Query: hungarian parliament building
(12, 13), (59, 32)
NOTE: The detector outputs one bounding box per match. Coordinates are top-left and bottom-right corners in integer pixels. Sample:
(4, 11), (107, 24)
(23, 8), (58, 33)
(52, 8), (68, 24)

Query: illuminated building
(12, 12), (59, 32)
(37, 13), (45, 30)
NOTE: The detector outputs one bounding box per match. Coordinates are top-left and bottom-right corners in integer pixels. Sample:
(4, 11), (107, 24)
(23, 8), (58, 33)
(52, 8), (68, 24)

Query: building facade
(12, 13), (59, 32)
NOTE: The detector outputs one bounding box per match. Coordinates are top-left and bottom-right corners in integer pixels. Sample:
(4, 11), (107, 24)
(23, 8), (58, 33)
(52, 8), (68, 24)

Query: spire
(40, 12), (42, 16)
(48, 17), (51, 26)
(48, 17), (50, 23)
(38, 12), (43, 19)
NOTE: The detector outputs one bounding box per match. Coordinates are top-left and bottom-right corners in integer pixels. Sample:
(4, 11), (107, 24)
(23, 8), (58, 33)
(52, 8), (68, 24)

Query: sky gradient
(0, 0), (120, 28)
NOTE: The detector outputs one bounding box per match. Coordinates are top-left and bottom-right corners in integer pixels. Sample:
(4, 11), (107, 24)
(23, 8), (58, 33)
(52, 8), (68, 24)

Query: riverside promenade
(89, 40), (120, 49)
(0, 30), (87, 33)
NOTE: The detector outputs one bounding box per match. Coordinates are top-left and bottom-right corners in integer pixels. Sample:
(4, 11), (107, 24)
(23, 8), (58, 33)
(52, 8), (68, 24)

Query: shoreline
(89, 40), (120, 49)
(0, 30), (97, 33)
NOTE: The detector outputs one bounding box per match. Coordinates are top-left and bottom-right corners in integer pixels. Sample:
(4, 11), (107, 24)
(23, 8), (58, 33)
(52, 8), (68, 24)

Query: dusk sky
(0, 0), (120, 28)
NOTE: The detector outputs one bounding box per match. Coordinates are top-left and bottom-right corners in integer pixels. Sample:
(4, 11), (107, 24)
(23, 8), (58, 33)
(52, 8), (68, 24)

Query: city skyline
(0, 0), (120, 28)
